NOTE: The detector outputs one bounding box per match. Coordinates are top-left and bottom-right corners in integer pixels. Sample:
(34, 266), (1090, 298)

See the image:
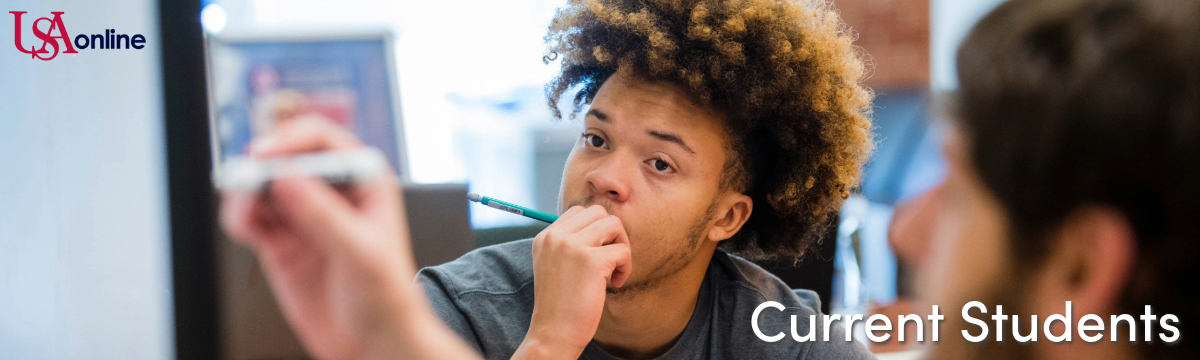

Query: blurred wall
(0, 1), (174, 359)
(931, 0), (1006, 91)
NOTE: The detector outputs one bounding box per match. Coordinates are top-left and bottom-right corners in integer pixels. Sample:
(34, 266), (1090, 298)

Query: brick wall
(833, 0), (930, 89)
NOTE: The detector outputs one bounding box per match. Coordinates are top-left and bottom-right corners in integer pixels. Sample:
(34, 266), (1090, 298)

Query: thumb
(269, 175), (362, 255)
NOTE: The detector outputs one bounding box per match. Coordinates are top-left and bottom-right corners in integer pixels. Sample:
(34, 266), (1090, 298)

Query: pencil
(466, 193), (559, 223)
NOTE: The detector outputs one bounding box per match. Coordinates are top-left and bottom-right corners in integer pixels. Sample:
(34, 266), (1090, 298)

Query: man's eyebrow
(586, 109), (609, 122)
(587, 109), (693, 154)
(647, 130), (695, 154)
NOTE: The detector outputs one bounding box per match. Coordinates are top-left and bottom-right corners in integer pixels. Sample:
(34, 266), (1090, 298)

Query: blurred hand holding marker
(216, 148), (390, 192)
(467, 193), (559, 223)
(219, 117), (481, 360)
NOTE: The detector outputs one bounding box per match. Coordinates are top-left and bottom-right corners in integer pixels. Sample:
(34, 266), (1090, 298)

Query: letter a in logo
(11, 11), (77, 61)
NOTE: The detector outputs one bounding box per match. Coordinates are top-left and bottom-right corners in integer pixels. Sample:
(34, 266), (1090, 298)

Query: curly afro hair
(544, 0), (873, 261)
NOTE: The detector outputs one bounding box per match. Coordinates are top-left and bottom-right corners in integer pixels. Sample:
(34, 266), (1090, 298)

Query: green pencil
(467, 193), (559, 223)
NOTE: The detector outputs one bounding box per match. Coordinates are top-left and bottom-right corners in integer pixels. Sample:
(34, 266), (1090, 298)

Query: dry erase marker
(467, 193), (558, 223)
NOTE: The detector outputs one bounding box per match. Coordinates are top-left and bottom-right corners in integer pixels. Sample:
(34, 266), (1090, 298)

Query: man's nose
(584, 154), (632, 204)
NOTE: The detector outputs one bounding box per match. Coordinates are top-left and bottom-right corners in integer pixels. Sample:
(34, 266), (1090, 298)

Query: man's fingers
(220, 193), (256, 244)
(354, 174), (408, 231)
(556, 205), (586, 222)
(220, 192), (286, 248)
(268, 175), (362, 255)
(593, 243), (633, 288)
(577, 214), (631, 287)
(552, 205), (610, 235)
(576, 215), (628, 247)
(250, 117), (362, 158)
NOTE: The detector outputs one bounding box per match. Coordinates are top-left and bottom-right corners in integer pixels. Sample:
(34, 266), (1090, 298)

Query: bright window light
(200, 3), (228, 35)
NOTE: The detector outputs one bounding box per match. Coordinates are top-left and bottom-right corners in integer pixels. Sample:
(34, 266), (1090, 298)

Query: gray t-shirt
(417, 239), (874, 360)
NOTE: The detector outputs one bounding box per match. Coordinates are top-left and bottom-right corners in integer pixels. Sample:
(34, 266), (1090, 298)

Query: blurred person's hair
(957, 0), (1200, 357)
(543, 0), (874, 261)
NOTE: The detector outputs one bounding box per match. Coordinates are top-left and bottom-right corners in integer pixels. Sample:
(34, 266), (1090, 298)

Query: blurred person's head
(543, 0), (874, 293)
(921, 0), (1200, 358)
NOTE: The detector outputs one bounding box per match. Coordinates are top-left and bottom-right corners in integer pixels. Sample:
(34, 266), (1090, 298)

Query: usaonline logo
(10, 11), (146, 61)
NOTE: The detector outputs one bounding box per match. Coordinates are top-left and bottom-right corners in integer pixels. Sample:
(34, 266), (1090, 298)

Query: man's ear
(1042, 206), (1137, 316)
(707, 192), (753, 242)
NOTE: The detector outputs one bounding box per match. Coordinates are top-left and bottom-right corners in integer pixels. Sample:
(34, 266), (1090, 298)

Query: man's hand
(220, 118), (476, 360)
(514, 205), (633, 359)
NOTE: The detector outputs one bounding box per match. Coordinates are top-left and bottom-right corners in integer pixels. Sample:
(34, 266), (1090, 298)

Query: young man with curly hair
(221, 0), (874, 359)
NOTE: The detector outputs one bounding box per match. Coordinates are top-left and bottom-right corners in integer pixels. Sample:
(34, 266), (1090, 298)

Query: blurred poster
(208, 33), (408, 180)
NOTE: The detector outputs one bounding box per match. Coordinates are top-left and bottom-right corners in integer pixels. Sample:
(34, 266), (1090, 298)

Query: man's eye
(651, 158), (671, 172)
(584, 133), (606, 148)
